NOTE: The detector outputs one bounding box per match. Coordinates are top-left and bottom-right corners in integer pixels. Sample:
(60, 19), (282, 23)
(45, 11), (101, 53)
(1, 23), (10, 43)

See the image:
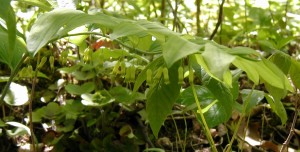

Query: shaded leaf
(146, 62), (181, 138)
(265, 94), (287, 125)
(289, 59), (300, 89)
(65, 82), (95, 95)
(240, 89), (264, 114)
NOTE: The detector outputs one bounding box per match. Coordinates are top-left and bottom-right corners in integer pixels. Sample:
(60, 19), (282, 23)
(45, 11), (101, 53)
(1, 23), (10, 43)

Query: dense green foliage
(1, 0), (300, 151)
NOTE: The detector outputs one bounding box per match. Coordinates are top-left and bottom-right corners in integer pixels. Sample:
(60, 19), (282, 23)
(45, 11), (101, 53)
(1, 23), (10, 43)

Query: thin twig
(280, 94), (299, 152)
(160, 0), (166, 24)
(196, 0), (202, 36)
(209, 0), (225, 40)
(28, 53), (42, 152)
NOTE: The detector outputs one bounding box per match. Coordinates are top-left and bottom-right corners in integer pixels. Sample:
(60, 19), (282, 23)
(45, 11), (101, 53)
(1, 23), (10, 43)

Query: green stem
(225, 85), (255, 152)
(0, 54), (28, 107)
(191, 83), (217, 152)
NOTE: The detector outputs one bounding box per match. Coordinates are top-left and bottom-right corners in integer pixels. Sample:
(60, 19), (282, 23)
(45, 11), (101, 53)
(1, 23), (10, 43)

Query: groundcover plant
(0, 0), (300, 151)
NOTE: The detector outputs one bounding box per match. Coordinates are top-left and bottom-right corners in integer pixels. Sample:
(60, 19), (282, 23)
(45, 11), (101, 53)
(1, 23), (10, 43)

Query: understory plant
(0, 0), (300, 151)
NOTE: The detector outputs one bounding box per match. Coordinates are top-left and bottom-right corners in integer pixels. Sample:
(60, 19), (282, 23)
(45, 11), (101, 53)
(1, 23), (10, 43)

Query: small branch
(160, 0), (166, 24)
(280, 95), (299, 152)
(209, 0), (225, 40)
(196, 0), (202, 36)
(28, 53), (42, 152)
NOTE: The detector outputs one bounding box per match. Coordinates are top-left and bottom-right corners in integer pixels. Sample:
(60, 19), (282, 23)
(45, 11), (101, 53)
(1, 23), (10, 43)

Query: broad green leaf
(133, 56), (165, 92)
(201, 42), (235, 83)
(109, 86), (145, 104)
(290, 59), (300, 89)
(277, 37), (293, 49)
(240, 89), (264, 114)
(81, 91), (114, 107)
(269, 52), (291, 75)
(229, 47), (260, 56)
(260, 58), (293, 91)
(0, 119), (6, 127)
(3, 82), (28, 106)
(6, 121), (31, 136)
(147, 62), (181, 138)
(0, 0), (16, 54)
(111, 22), (146, 39)
(63, 99), (84, 119)
(138, 20), (177, 41)
(65, 82), (95, 95)
(27, 8), (119, 57)
(18, 0), (53, 11)
(233, 56), (259, 84)
(0, 31), (27, 70)
(233, 57), (293, 91)
(163, 35), (203, 67)
(204, 78), (233, 127)
(177, 85), (231, 127)
(265, 94), (287, 125)
(43, 102), (64, 119)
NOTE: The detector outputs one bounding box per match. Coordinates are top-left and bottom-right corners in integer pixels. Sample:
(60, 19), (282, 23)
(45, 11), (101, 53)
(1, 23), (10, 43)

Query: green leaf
(133, 56), (165, 92)
(204, 78), (233, 127)
(26, 9), (119, 57)
(0, 0), (16, 54)
(163, 35), (203, 67)
(43, 102), (64, 119)
(65, 82), (95, 95)
(0, 31), (27, 70)
(111, 22), (146, 39)
(276, 37), (293, 49)
(201, 42), (235, 82)
(18, 0), (53, 11)
(265, 94), (287, 125)
(269, 52), (291, 75)
(81, 92), (114, 107)
(259, 58), (293, 91)
(109, 86), (144, 104)
(6, 121), (31, 136)
(233, 57), (293, 92)
(233, 57), (260, 84)
(3, 82), (28, 106)
(240, 89), (264, 114)
(146, 62), (181, 138)
(290, 59), (300, 89)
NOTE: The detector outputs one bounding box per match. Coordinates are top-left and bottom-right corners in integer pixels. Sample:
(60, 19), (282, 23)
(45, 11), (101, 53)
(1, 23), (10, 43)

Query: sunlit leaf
(6, 121), (31, 136)
(27, 8), (119, 57)
(3, 82), (28, 106)
(18, 0), (53, 11)
(0, 31), (27, 70)
(163, 35), (203, 67)
(111, 22), (146, 39)
(201, 42), (235, 83)
(0, 0), (16, 53)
